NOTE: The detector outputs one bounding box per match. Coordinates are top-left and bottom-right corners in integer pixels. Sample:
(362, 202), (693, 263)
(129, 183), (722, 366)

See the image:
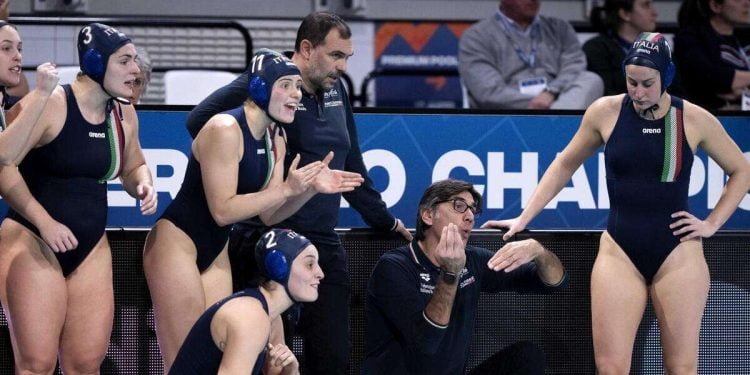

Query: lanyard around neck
(496, 12), (540, 69)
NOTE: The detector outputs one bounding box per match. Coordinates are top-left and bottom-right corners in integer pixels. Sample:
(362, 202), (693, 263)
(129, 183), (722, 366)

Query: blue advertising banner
(1, 110), (748, 230)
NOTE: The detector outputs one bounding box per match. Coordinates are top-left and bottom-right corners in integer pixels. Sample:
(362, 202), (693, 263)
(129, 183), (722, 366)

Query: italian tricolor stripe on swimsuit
(99, 107), (125, 183)
(661, 106), (683, 182)
(261, 128), (274, 189)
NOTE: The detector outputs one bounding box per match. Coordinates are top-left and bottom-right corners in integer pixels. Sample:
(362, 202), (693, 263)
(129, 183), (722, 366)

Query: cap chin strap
(640, 103), (660, 120)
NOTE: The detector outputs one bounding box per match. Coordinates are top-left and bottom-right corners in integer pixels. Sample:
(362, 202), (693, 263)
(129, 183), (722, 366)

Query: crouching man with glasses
(363, 179), (568, 375)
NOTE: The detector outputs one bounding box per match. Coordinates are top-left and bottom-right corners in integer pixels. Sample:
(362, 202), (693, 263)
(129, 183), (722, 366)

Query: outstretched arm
(482, 96), (612, 239)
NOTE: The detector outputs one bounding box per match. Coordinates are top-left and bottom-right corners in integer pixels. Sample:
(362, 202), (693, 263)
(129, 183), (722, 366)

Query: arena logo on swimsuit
(345, 149), (750, 212)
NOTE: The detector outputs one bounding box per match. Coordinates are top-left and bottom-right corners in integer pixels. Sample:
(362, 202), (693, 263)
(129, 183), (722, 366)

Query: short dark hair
(294, 11), (352, 52)
(414, 179), (482, 241)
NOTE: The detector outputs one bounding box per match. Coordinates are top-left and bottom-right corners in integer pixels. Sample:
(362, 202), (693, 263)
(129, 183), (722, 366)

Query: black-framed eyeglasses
(434, 198), (481, 216)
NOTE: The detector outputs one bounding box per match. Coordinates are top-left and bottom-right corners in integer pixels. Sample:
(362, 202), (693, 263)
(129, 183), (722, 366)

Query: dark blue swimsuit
(169, 287), (269, 374)
(605, 95), (692, 283)
(6, 85), (125, 277)
(160, 107), (274, 272)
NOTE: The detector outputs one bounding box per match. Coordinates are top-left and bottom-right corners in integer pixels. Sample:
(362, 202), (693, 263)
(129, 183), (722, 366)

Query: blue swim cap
(622, 32), (675, 94)
(247, 49), (300, 116)
(77, 23), (132, 87)
(255, 228), (311, 287)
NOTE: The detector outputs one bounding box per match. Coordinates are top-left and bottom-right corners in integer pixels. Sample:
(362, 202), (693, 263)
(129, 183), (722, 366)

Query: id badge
(519, 77), (547, 96)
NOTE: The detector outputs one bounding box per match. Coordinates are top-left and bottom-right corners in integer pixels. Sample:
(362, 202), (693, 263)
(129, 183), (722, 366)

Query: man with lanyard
(459, 0), (603, 109)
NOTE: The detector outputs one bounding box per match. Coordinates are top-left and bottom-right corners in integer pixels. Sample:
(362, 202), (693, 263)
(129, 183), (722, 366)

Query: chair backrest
(163, 70), (238, 105)
(57, 66), (82, 86)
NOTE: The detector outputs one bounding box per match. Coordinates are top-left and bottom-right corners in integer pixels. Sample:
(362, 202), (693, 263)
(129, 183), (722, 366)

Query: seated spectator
(363, 179), (568, 375)
(459, 0), (603, 110)
(129, 46), (152, 104)
(674, 0), (750, 111)
(583, 0), (658, 95)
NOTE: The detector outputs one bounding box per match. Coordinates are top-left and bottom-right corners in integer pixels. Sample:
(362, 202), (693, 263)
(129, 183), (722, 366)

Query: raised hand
(435, 223), (466, 274)
(309, 151), (364, 193)
(138, 182), (157, 215)
(284, 153), (323, 196)
(35, 62), (59, 95)
(38, 218), (78, 253)
(480, 216), (526, 241)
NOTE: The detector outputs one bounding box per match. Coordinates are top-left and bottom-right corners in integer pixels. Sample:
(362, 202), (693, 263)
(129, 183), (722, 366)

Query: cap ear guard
(254, 228), (311, 285)
(247, 50), (300, 115)
(82, 48), (105, 80)
(248, 75), (270, 111)
(77, 23), (132, 88)
(263, 249), (290, 282)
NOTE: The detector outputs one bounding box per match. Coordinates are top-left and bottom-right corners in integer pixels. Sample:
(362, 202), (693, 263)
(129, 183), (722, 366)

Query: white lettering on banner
(340, 149), (405, 208)
(432, 150), (486, 197)
(334, 149), (747, 212)
(546, 153), (596, 209)
(107, 149), (189, 206)
(486, 152), (538, 209)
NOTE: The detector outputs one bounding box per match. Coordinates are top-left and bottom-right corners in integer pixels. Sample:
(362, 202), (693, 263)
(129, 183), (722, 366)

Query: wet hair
(414, 179), (482, 241)
(294, 11), (352, 52)
(589, 0), (636, 33)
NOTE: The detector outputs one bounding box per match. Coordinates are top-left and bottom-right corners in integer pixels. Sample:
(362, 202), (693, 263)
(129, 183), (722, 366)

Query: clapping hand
(312, 151), (364, 194)
(284, 154), (323, 196)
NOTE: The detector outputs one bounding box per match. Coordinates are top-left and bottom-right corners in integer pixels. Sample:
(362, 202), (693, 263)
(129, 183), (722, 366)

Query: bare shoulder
(681, 98), (724, 145)
(581, 94), (624, 130)
(215, 296), (271, 334)
(681, 99), (718, 127)
(197, 114), (242, 145)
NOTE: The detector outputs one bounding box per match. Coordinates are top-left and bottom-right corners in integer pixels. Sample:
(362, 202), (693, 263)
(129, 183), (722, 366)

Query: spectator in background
(129, 46), (152, 104)
(0, 0), (29, 100)
(459, 0), (603, 110)
(363, 179), (567, 375)
(675, 0), (750, 111)
(583, 0), (658, 95)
